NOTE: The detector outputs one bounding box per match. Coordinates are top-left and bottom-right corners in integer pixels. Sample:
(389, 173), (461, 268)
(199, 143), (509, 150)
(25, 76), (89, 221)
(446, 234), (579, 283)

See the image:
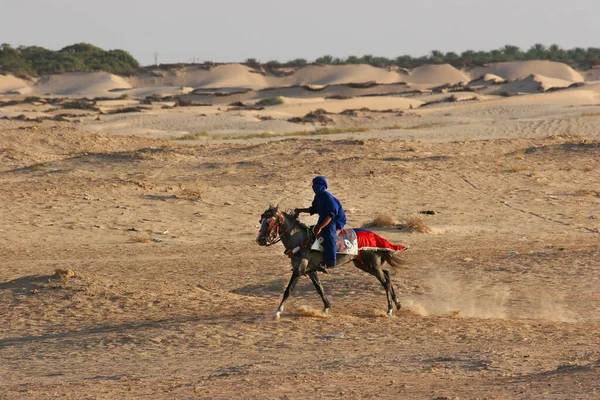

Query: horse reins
(260, 210), (312, 257)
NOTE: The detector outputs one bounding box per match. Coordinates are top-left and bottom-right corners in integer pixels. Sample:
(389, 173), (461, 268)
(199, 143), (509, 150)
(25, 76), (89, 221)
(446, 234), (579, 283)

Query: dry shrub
(178, 181), (208, 200)
(29, 163), (46, 171)
(401, 216), (432, 233)
(508, 165), (527, 173)
(514, 148), (526, 159)
(130, 150), (153, 160)
(130, 233), (151, 243)
(363, 213), (396, 228)
(574, 189), (594, 197)
(54, 269), (77, 279)
(176, 132), (209, 140)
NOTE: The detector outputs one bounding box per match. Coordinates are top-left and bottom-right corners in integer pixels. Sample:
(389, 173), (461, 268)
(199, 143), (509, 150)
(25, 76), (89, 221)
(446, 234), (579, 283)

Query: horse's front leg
(308, 272), (331, 313)
(274, 271), (300, 320)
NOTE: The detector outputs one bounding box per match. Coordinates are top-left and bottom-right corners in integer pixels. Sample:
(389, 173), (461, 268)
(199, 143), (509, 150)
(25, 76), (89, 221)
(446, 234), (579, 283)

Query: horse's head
(256, 205), (285, 246)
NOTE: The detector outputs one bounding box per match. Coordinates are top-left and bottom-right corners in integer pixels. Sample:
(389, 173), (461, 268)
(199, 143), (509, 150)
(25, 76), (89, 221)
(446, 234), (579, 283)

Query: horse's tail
(381, 250), (406, 272)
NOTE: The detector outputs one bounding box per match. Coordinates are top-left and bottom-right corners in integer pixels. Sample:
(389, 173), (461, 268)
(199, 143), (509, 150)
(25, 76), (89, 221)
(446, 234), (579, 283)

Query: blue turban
(312, 176), (328, 194)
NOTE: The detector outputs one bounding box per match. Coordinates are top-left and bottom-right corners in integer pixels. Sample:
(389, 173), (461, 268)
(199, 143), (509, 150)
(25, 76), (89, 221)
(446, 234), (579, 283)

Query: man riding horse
(294, 176), (346, 274)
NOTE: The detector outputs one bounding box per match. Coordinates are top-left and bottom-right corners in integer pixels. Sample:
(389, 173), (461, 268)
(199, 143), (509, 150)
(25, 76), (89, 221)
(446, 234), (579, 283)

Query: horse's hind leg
(308, 272), (331, 313)
(383, 270), (401, 311)
(353, 256), (394, 316)
(373, 268), (394, 316)
(274, 272), (300, 320)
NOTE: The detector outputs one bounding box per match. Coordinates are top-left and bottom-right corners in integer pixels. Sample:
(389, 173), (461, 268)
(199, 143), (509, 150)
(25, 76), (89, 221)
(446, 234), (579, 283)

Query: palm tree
(430, 50), (444, 59)
(501, 45), (521, 61)
(315, 55), (333, 65)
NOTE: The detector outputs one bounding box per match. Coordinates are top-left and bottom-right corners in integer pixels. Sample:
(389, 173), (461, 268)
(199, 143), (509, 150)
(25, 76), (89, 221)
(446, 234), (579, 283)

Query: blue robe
(309, 181), (346, 266)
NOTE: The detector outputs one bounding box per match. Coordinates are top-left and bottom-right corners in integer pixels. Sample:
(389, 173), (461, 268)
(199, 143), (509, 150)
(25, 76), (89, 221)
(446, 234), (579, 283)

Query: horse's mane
(283, 210), (309, 230)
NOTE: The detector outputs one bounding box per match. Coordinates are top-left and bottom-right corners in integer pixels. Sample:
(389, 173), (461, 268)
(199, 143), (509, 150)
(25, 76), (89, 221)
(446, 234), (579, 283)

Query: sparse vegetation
(405, 122), (445, 130)
(217, 127), (369, 140)
(176, 132), (209, 140)
(256, 97), (284, 107)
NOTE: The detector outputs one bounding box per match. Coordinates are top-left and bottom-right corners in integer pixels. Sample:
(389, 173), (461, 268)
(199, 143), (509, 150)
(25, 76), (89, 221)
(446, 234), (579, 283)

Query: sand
(471, 60), (585, 82)
(1, 61), (599, 399)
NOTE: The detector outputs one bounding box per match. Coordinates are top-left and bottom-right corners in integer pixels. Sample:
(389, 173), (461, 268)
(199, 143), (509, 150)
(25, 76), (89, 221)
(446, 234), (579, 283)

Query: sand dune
(0, 74), (32, 94)
(131, 64), (271, 90)
(487, 74), (575, 95)
(470, 73), (506, 85)
(31, 72), (132, 97)
(282, 64), (404, 86)
(471, 61), (584, 82)
(407, 63), (471, 85)
(1, 61), (595, 99)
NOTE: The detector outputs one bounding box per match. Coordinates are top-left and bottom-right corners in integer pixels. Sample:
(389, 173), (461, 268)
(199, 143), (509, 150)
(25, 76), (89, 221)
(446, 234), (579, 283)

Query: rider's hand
(313, 225), (322, 236)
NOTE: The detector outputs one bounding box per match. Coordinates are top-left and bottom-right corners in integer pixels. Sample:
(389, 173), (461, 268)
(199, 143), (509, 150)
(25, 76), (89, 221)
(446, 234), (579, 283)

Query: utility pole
(154, 52), (159, 66)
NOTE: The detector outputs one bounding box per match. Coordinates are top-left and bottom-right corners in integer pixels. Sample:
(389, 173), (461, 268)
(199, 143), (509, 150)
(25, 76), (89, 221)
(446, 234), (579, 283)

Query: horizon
(1, 0), (599, 67)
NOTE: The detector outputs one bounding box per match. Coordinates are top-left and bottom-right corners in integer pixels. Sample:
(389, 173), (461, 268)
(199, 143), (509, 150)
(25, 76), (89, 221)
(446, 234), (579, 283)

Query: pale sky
(1, 0), (598, 66)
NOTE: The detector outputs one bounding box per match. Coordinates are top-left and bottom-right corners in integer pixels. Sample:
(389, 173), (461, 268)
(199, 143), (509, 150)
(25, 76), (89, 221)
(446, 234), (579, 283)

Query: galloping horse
(256, 205), (407, 319)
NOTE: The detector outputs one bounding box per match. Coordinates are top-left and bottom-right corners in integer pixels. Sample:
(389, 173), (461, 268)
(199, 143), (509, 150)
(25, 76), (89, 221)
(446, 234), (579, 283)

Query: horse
(256, 205), (406, 319)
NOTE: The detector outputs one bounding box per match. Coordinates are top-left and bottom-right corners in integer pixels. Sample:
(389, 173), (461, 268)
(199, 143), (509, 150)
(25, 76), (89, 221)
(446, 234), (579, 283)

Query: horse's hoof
(323, 307), (330, 314)
(396, 303), (402, 311)
(387, 309), (393, 317)
(273, 311), (281, 321)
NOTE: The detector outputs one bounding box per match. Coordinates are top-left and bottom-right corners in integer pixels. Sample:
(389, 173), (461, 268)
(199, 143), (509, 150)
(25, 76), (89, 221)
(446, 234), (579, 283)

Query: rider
(295, 176), (347, 272)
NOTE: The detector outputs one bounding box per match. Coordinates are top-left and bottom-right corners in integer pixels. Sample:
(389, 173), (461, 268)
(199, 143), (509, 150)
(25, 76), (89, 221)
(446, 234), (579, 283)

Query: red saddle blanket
(353, 228), (406, 252)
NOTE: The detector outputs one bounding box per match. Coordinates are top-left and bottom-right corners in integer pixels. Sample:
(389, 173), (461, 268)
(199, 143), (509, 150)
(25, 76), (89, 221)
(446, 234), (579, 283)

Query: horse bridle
(259, 208), (315, 258)
(259, 209), (288, 246)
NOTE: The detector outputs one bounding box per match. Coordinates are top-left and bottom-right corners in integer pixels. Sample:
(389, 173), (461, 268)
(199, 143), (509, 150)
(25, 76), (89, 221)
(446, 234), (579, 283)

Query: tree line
(0, 43), (139, 77)
(250, 44), (600, 69)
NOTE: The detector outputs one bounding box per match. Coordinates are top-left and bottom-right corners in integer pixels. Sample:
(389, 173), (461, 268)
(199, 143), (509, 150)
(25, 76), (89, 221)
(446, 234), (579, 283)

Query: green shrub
(256, 97), (284, 107)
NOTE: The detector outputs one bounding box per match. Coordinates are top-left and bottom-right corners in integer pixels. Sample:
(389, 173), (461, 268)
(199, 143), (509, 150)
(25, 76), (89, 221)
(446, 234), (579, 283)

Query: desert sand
(1, 61), (599, 399)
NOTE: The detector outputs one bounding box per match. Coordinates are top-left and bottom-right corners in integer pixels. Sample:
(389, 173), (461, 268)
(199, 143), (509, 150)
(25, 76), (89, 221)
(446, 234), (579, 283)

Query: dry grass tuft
(400, 216), (432, 233)
(574, 189), (595, 197)
(131, 234), (151, 243)
(175, 132), (209, 140)
(54, 269), (77, 279)
(178, 181), (208, 201)
(382, 124), (404, 130)
(514, 148), (526, 159)
(218, 127), (369, 140)
(508, 165), (528, 173)
(363, 213), (396, 228)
